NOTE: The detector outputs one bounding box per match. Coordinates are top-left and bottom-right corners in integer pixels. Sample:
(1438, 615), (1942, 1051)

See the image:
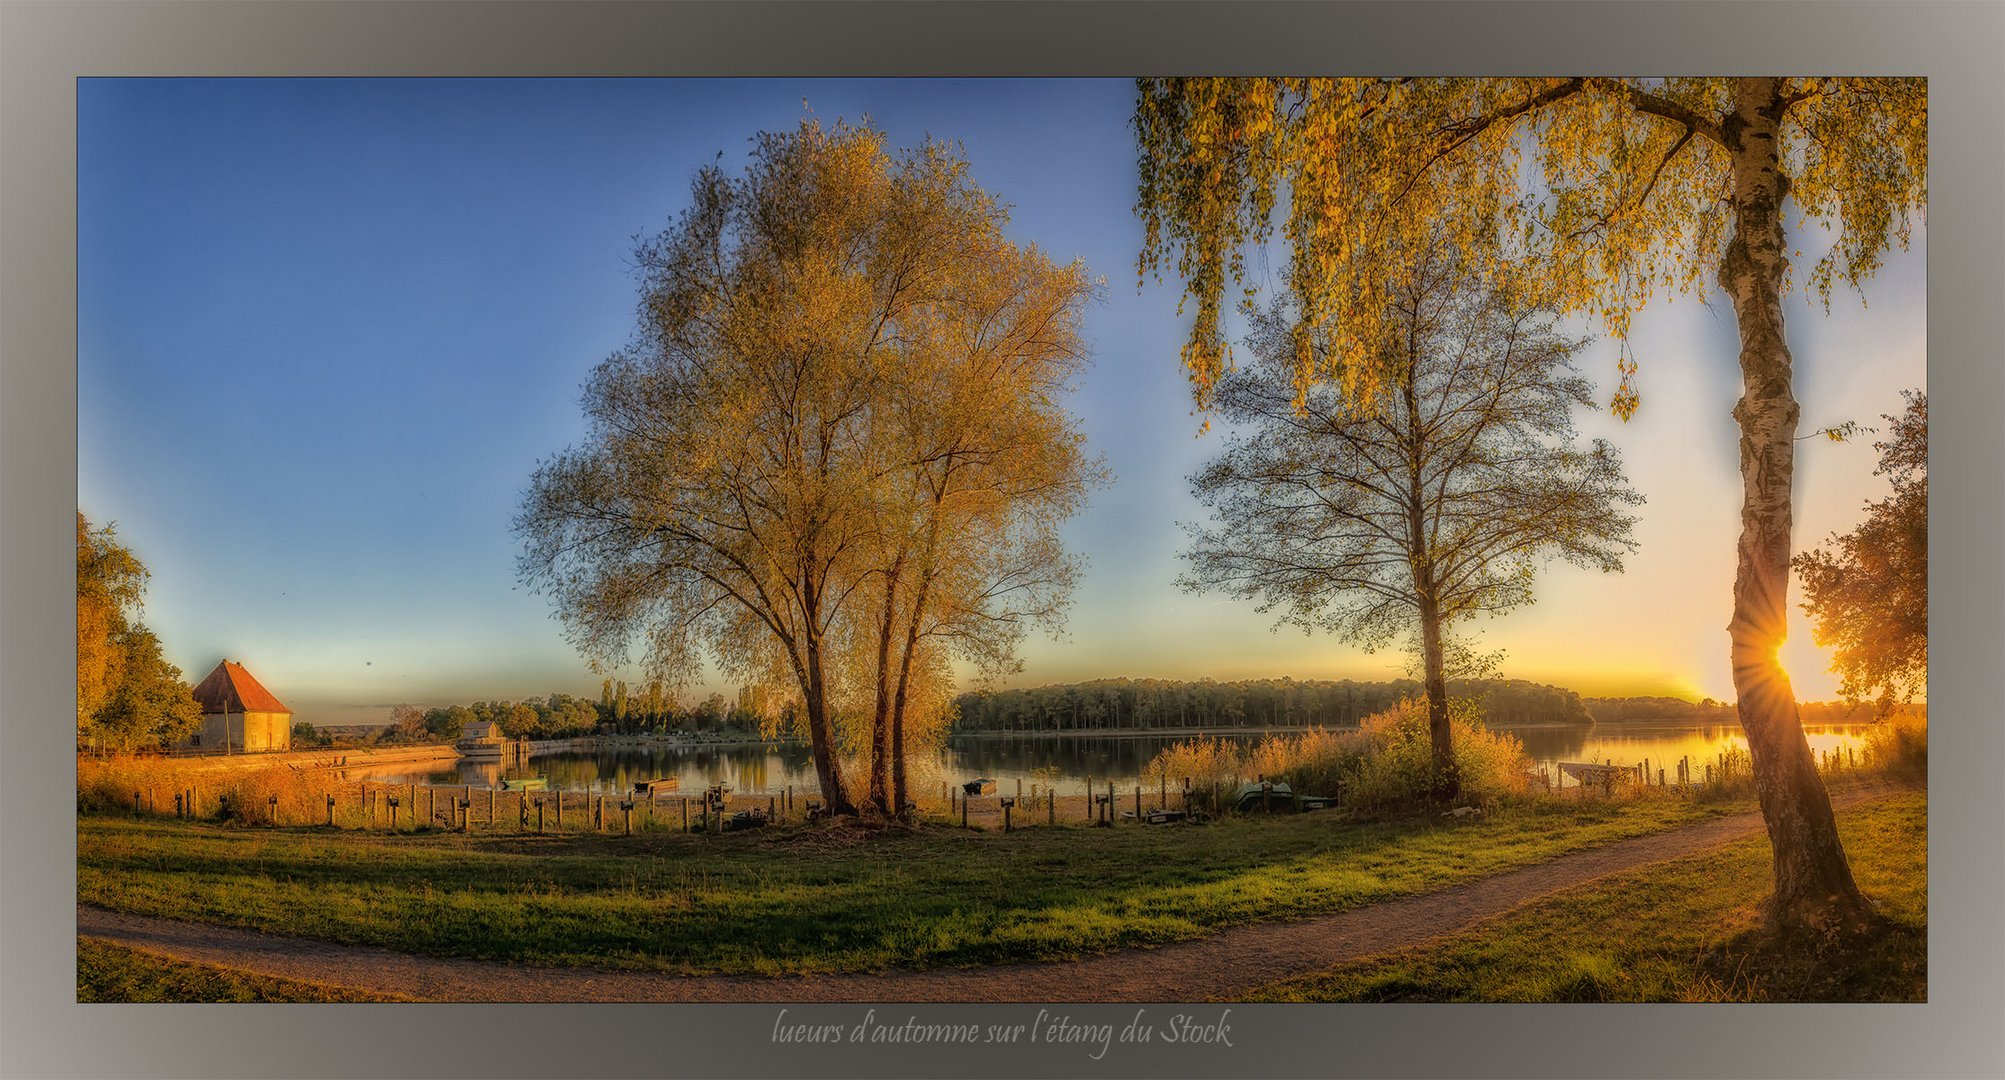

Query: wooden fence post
(326, 794), (336, 827)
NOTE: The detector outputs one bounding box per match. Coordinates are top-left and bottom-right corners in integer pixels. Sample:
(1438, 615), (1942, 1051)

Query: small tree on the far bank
(1180, 243), (1641, 799)
(385, 703), (428, 743)
(1794, 390), (1926, 716)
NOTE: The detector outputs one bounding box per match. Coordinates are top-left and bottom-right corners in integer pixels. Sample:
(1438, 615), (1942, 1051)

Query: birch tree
(1135, 77), (1923, 929)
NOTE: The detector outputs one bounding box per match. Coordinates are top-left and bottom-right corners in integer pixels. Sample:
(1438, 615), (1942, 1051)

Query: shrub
(1247, 726), (1360, 799)
(1145, 737), (1248, 795)
(1142, 696), (1534, 813)
(1864, 711), (1927, 777)
(1344, 697), (1533, 810)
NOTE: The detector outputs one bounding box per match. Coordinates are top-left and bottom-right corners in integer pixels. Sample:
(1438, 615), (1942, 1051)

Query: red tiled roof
(190, 660), (291, 715)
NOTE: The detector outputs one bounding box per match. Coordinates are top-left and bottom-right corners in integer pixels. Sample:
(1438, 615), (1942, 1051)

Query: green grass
(77, 937), (401, 1002)
(77, 791), (1759, 977)
(1242, 787), (1926, 1002)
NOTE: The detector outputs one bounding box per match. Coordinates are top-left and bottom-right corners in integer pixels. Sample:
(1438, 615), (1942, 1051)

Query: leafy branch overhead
(1135, 77), (1925, 419)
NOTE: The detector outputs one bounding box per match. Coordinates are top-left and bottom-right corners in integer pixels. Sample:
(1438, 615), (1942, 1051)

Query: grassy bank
(1243, 787), (1926, 1002)
(77, 937), (401, 1002)
(72, 785), (1788, 979)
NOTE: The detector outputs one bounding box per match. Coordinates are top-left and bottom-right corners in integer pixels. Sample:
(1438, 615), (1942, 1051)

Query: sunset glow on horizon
(77, 79), (1924, 727)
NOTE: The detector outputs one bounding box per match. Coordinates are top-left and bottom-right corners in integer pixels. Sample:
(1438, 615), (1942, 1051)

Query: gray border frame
(4, 3), (2000, 1078)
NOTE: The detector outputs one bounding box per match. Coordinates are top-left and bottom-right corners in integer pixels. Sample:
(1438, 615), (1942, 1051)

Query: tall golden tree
(520, 119), (1097, 816)
(1135, 77), (1923, 930)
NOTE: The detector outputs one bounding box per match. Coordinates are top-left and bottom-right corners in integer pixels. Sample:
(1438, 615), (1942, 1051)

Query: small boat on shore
(501, 776), (547, 792)
(632, 777), (680, 795)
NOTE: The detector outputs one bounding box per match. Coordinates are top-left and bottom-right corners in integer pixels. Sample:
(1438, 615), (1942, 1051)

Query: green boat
(501, 777), (547, 792)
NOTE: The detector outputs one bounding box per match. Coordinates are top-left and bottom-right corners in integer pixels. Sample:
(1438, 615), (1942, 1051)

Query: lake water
(352, 719), (1876, 796)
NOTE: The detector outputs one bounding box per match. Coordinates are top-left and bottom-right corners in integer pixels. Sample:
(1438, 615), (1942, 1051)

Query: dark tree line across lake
(950, 677), (1595, 733)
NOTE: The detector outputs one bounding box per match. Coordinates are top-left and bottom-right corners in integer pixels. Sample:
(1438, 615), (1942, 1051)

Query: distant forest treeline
(950, 677), (1593, 733)
(1584, 697), (1914, 725)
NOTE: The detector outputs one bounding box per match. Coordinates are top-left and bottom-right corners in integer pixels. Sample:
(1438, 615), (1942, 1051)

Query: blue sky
(78, 79), (1925, 726)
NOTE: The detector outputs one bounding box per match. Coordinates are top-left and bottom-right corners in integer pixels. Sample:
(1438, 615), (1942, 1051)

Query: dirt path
(77, 784), (1900, 1002)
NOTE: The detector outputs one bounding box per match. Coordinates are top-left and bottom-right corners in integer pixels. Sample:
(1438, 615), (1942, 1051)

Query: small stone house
(187, 660), (293, 752)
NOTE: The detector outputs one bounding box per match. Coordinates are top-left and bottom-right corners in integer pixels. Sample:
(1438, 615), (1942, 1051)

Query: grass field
(1242, 787), (1926, 1002)
(77, 788), (1762, 978)
(77, 937), (402, 1002)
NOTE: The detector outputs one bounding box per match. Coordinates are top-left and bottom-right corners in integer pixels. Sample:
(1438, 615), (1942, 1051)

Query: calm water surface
(353, 719), (1874, 795)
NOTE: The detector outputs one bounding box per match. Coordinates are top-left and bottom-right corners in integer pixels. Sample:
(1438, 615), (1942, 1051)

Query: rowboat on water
(501, 777), (547, 792)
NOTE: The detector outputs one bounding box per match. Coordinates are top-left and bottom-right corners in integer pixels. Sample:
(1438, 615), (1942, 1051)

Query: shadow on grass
(1689, 911), (1926, 1003)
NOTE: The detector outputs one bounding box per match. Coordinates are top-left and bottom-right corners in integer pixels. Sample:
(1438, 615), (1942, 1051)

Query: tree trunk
(1718, 78), (1869, 931)
(1401, 356), (1457, 802)
(867, 569), (900, 815)
(1418, 594), (1458, 801)
(798, 572), (855, 816)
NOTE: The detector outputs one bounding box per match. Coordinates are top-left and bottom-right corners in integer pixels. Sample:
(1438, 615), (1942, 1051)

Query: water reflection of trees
(341, 723), (1876, 792)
